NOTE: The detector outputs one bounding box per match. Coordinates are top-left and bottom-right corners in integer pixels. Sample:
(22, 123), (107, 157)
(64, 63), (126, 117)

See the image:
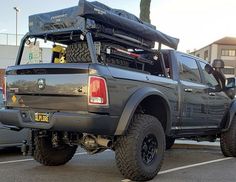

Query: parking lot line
(159, 157), (233, 175)
(0, 158), (34, 165)
(1, 150), (232, 181)
(0, 151), (89, 165)
(74, 152), (87, 156)
(121, 157), (234, 181)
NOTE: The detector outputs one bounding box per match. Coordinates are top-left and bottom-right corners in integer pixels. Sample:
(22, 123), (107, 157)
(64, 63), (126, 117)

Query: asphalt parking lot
(0, 141), (235, 182)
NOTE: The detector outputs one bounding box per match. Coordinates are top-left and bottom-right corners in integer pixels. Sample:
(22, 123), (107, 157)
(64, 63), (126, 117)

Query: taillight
(88, 76), (108, 105)
(2, 76), (6, 101)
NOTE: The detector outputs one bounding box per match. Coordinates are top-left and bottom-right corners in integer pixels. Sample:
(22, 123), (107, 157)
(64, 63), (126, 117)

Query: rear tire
(115, 114), (165, 181)
(33, 131), (78, 166)
(220, 117), (236, 157)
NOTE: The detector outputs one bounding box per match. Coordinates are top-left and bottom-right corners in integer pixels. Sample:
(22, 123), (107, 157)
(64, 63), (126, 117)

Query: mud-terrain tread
(220, 133), (232, 157)
(66, 42), (90, 63)
(66, 42), (130, 67)
(115, 114), (165, 181)
(33, 132), (78, 166)
(220, 117), (236, 157)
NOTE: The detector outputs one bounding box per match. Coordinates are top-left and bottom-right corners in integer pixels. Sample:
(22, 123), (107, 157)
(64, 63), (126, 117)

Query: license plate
(34, 113), (49, 123)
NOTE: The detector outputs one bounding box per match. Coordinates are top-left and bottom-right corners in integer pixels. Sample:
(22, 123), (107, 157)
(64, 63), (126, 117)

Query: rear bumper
(0, 109), (119, 135)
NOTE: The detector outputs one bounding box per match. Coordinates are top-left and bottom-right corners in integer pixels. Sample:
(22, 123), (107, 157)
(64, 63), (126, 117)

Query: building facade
(192, 37), (236, 78)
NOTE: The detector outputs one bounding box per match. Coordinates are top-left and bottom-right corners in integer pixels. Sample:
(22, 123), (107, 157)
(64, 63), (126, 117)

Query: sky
(1, 0), (236, 52)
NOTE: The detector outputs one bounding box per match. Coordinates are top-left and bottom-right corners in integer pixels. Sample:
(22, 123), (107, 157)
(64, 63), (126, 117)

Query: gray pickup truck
(1, 0), (236, 181)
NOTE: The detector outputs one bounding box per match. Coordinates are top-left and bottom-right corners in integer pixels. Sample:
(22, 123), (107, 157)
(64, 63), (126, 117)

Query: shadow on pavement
(0, 147), (21, 156)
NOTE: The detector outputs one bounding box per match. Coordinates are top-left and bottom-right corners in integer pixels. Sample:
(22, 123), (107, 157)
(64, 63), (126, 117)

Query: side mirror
(226, 77), (236, 89)
(212, 59), (224, 70)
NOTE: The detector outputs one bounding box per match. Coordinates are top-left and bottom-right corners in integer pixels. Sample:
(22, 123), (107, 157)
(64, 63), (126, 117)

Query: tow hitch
(21, 130), (34, 156)
(21, 140), (29, 156)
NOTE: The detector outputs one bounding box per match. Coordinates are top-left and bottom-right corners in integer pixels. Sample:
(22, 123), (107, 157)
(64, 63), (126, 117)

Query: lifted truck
(1, 0), (236, 181)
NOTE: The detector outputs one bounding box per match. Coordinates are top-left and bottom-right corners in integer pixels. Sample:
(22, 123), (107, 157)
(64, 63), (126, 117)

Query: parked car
(0, 87), (29, 148)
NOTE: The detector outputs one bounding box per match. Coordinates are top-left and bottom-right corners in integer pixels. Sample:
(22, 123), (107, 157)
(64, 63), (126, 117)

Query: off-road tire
(66, 42), (90, 63)
(66, 42), (129, 67)
(220, 117), (236, 157)
(33, 132), (78, 166)
(115, 114), (165, 181)
(166, 137), (175, 150)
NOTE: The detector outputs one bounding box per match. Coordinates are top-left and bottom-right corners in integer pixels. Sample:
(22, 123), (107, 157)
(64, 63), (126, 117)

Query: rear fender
(114, 87), (171, 135)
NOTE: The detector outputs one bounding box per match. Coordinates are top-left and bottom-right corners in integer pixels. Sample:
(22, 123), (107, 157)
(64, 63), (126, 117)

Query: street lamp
(13, 7), (20, 46)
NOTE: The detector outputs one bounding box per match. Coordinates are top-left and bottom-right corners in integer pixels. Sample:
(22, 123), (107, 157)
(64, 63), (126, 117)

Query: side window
(179, 56), (201, 83)
(199, 62), (219, 87)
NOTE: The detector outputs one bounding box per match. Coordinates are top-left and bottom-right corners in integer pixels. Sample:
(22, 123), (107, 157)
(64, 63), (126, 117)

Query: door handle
(184, 88), (193, 92)
(209, 92), (216, 96)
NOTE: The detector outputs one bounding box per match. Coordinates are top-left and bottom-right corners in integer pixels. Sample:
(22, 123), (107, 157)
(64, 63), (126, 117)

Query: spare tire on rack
(66, 41), (130, 67)
(66, 42), (91, 63)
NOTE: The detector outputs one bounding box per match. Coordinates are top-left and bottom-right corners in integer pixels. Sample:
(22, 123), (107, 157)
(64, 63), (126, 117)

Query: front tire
(220, 117), (236, 157)
(115, 114), (165, 181)
(33, 131), (78, 166)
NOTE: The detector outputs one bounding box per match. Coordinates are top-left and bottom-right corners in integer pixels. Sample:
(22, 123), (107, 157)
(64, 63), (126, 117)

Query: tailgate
(6, 63), (89, 111)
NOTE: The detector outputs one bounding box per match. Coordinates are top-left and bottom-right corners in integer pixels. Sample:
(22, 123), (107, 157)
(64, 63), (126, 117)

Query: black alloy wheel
(141, 134), (158, 165)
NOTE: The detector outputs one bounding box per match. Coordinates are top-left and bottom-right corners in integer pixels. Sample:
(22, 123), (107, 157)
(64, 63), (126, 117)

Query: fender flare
(114, 87), (171, 135)
(223, 99), (236, 131)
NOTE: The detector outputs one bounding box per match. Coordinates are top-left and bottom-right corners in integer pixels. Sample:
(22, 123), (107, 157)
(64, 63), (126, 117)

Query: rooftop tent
(28, 0), (179, 49)
(29, 6), (83, 34)
(78, 0), (179, 49)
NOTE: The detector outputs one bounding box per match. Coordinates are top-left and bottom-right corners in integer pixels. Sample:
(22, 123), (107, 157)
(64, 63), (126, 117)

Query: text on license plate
(35, 113), (49, 123)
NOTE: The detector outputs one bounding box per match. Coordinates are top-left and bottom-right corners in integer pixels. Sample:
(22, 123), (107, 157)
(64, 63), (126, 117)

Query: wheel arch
(115, 87), (171, 135)
(222, 99), (236, 132)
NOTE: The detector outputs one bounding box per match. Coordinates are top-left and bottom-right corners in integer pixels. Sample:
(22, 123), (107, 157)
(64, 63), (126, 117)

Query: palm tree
(140, 0), (152, 23)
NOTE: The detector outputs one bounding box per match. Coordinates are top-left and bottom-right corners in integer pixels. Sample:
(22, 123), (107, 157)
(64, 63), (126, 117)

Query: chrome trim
(171, 126), (218, 130)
